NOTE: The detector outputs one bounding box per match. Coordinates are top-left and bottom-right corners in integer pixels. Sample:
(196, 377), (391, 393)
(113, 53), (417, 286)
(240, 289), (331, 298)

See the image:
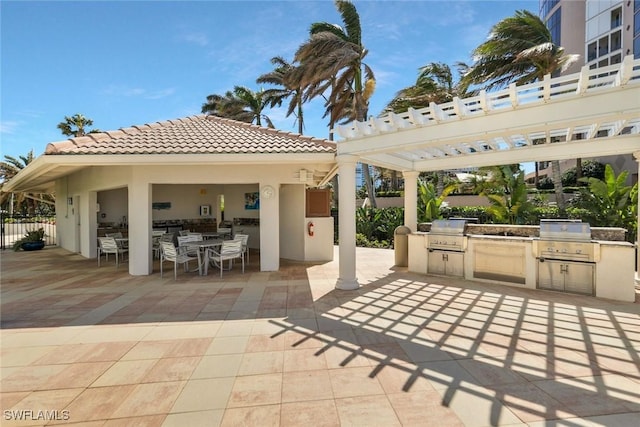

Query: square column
(336, 155), (359, 290)
(635, 151), (640, 284)
(403, 171), (420, 231)
(128, 179), (153, 275)
(259, 183), (279, 271)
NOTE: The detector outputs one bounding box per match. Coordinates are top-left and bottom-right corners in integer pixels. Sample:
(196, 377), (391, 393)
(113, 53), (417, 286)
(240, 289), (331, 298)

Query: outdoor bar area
(408, 221), (636, 302)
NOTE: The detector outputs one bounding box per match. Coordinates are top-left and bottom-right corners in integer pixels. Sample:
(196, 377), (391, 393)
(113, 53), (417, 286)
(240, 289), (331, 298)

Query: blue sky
(1, 0), (537, 161)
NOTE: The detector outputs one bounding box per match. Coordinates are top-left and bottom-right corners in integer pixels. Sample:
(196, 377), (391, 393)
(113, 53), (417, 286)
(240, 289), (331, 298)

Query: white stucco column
(259, 182), (279, 271)
(336, 155), (359, 290)
(634, 151), (640, 283)
(128, 180), (153, 275)
(79, 191), (98, 258)
(403, 171), (420, 232)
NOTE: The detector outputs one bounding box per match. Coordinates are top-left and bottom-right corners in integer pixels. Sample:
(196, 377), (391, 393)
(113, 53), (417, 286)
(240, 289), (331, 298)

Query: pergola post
(335, 155), (359, 290)
(635, 151), (640, 284)
(403, 171), (420, 231)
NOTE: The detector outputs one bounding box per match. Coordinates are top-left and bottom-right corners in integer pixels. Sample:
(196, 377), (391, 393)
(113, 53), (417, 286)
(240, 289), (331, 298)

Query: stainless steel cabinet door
(563, 261), (594, 295)
(538, 260), (564, 291)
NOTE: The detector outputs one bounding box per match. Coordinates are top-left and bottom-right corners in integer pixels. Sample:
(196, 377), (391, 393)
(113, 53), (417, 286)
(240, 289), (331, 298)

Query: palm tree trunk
(436, 170), (445, 195)
(534, 162), (539, 188)
(362, 163), (377, 208)
(551, 160), (565, 212)
(576, 158), (582, 183)
(297, 97), (304, 135)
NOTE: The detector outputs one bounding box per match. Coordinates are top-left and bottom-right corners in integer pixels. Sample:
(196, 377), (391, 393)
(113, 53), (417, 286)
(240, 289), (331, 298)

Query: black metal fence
(1, 213), (57, 250)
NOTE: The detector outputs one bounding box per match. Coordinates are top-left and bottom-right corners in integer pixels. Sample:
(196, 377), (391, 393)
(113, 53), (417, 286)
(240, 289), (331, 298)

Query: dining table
(184, 239), (223, 276)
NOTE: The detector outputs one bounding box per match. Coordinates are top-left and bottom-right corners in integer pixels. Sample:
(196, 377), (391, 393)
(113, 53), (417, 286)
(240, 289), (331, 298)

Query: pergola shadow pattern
(1, 246), (639, 426)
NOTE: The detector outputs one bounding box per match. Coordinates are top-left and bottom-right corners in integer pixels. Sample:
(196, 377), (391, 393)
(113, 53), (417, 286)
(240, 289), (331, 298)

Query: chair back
(99, 237), (119, 253)
(233, 233), (249, 246)
(221, 239), (243, 255)
(177, 235), (200, 246)
(161, 241), (178, 260)
(218, 227), (232, 236)
(187, 232), (203, 240)
(178, 230), (190, 236)
(160, 233), (174, 242)
(105, 232), (123, 239)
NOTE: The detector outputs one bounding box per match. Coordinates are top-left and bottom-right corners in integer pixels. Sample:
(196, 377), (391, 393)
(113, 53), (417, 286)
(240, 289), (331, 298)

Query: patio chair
(233, 233), (250, 263)
(206, 239), (244, 278)
(97, 236), (128, 268)
(105, 231), (128, 249)
(159, 241), (199, 280)
(217, 227), (232, 239)
(154, 233), (175, 259)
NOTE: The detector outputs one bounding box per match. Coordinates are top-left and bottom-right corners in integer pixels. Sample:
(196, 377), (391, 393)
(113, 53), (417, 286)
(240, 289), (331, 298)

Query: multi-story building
(533, 0), (638, 185)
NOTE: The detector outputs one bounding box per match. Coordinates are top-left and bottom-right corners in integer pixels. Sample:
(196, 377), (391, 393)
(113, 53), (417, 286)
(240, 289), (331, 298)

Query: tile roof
(45, 115), (336, 155)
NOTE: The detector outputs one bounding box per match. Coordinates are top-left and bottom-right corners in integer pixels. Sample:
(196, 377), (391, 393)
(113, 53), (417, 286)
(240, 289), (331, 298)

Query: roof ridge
(44, 114), (336, 155)
(203, 114), (335, 146)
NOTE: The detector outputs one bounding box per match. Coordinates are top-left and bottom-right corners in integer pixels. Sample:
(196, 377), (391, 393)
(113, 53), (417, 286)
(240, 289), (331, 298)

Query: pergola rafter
(335, 55), (640, 173)
(332, 55), (640, 291)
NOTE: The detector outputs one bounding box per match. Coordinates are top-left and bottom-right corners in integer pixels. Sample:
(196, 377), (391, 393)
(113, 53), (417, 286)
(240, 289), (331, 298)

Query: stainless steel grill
(426, 219), (469, 277)
(534, 220), (599, 296)
(536, 220), (599, 263)
(426, 219), (468, 252)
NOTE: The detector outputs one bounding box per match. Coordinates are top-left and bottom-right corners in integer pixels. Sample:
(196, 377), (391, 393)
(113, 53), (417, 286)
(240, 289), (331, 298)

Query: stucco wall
(280, 184), (305, 260)
(97, 187), (128, 225)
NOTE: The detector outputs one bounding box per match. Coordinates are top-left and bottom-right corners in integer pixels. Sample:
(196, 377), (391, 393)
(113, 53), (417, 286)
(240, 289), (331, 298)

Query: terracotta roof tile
(45, 115), (336, 156)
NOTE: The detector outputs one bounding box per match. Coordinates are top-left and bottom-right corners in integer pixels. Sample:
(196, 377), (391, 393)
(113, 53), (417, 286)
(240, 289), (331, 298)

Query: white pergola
(331, 55), (640, 290)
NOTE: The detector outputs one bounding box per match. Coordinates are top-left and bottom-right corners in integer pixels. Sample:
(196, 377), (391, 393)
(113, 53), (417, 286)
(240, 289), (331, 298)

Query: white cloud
(179, 32), (209, 47)
(0, 121), (20, 134)
(144, 88), (176, 100)
(102, 85), (176, 100)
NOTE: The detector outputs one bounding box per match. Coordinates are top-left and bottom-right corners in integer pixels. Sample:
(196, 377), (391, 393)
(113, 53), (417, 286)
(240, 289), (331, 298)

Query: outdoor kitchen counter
(407, 233), (636, 302)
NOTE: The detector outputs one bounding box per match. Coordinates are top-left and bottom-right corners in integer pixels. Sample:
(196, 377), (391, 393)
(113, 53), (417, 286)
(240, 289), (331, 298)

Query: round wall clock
(261, 185), (275, 199)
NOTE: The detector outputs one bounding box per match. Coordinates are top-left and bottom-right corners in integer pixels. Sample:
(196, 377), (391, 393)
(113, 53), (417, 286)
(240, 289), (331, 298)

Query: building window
(610, 53), (622, 64)
(547, 8), (562, 44)
(588, 42), (597, 61)
(540, 0), (559, 18)
(611, 30), (622, 52)
(611, 7), (622, 29)
(598, 36), (609, 56)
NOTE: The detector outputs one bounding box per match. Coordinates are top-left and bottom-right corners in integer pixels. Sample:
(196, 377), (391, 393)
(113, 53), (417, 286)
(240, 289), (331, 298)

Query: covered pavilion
(331, 55), (640, 291)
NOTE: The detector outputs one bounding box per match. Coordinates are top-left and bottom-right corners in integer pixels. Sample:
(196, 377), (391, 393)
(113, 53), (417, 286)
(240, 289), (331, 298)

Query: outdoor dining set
(97, 229), (248, 280)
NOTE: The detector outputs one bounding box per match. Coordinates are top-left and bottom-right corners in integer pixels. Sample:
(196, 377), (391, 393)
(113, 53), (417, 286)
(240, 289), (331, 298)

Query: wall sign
(244, 192), (259, 210)
(200, 205), (211, 216)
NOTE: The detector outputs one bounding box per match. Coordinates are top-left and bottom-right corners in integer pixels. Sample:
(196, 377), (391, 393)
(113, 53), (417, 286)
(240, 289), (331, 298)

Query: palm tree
(202, 86), (277, 128)
(0, 150), (53, 215)
(57, 113), (99, 137)
(257, 56), (305, 134)
(384, 62), (468, 195)
(383, 62), (462, 114)
(459, 10), (579, 212)
(291, 0), (376, 206)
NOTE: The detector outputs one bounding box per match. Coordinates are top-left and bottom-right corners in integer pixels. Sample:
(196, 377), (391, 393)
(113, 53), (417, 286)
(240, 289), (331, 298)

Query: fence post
(1, 209), (4, 250)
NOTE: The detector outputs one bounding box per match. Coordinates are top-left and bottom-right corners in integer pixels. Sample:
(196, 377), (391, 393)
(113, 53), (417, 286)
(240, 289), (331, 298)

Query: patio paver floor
(1, 246), (639, 426)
